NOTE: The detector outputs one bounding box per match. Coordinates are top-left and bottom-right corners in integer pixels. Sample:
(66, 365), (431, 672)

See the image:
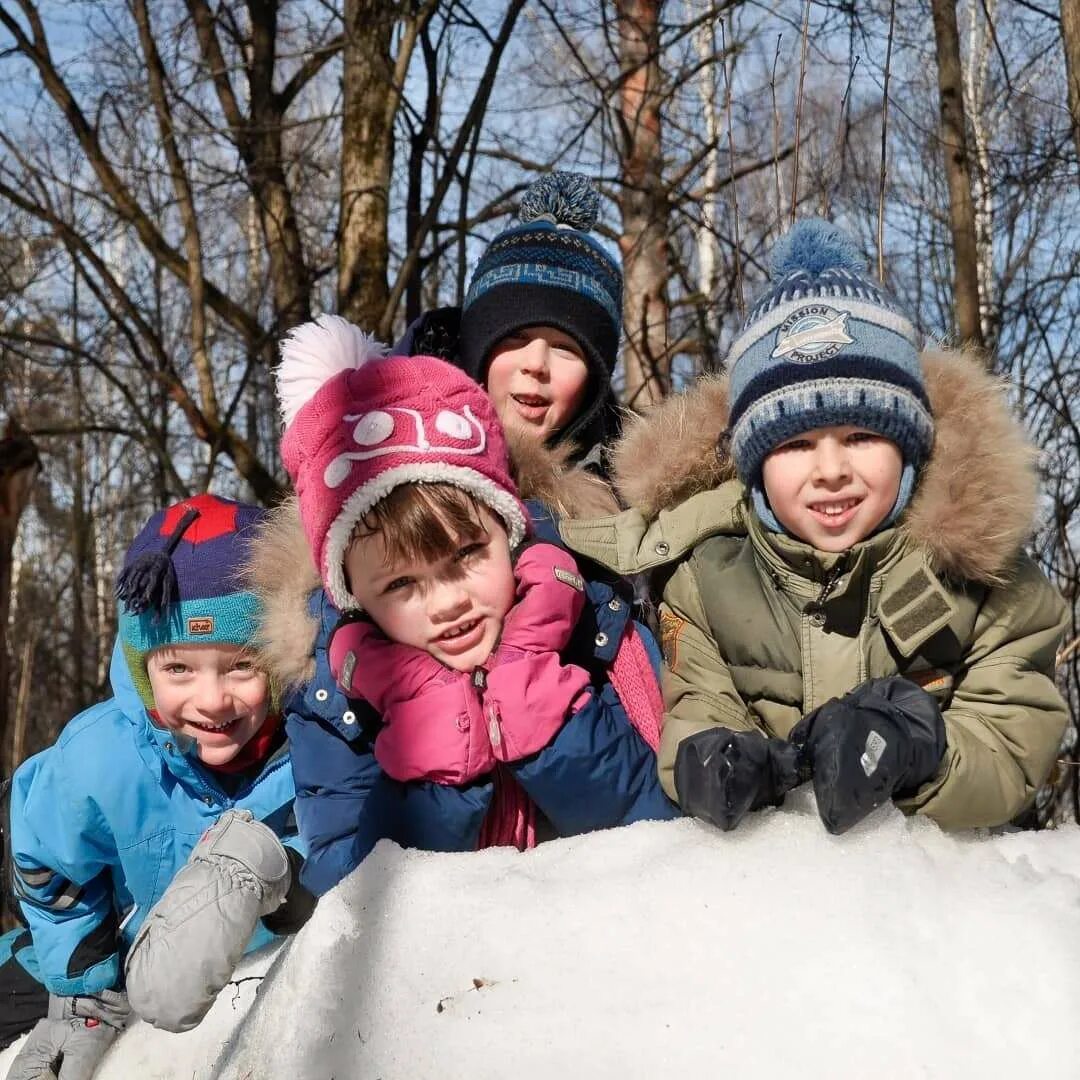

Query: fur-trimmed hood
(246, 435), (621, 689)
(609, 348), (1039, 585)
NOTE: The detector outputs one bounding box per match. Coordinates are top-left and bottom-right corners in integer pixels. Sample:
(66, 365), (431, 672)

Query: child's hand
(673, 727), (802, 831)
(7, 990), (130, 1080)
(125, 809), (292, 1032)
(790, 677), (947, 834)
(492, 542), (587, 662)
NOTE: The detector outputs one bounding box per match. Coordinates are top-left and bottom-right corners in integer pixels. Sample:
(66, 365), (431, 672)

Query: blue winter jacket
(9, 642), (300, 996)
(287, 510), (679, 898)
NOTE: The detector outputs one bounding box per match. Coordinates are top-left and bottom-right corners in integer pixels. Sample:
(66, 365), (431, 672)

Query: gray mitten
(7, 990), (130, 1080)
(124, 809), (290, 1032)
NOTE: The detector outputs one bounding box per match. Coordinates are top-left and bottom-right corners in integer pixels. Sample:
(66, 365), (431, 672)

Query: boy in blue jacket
(1, 494), (312, 1075)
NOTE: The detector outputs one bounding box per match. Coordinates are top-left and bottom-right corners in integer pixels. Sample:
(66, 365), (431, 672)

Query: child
(262, 318), (678, 898)
(396, 171), (624, 487)
(562, 219), (1068, 835)
(3, 495), (312, 1072)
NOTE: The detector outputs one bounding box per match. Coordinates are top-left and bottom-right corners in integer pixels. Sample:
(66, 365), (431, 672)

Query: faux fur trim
(244, 496), (321, 688)
(610, 376), (737, 519)
(611, 348), (1039, 584)
(507, 429), (621, 518)
(901, 350), (1038, 584)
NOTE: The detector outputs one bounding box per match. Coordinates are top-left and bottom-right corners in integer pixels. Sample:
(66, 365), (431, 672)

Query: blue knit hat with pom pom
(727, 218), (934, 532)
(460, 172), (623, 452)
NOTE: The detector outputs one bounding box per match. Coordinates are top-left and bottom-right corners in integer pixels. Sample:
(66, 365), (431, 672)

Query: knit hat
(116, 494), (267, 710)
(460, 172), (623, 451)
(726, 218), (934, 530)
(277, 315), (529, 612)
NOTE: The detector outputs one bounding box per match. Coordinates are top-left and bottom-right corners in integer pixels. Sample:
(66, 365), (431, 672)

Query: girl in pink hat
(252, 316), (678, 897)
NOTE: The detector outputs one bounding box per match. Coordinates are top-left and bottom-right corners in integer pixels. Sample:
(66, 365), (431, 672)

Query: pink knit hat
(277, 315), (529, 611)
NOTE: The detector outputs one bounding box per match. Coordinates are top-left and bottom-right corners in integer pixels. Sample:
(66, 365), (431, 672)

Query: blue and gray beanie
(115, 493), (267, 710)
(460, 172), (623, 451)
(727, 219), (934, 530)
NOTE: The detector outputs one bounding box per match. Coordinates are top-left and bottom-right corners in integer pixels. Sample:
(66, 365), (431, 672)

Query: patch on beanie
(772, 305), (854, 362)
(187, 616), (215, 635)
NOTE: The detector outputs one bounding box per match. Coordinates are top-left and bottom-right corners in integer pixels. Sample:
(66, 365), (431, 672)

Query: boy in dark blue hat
(396, 171), (624, 475)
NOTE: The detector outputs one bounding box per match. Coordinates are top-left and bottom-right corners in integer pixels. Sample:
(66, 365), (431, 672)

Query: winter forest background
(0, 0), (1077, 824)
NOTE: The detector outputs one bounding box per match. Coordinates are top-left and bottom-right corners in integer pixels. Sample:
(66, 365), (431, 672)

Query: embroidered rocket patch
(772, 305), (854, 362)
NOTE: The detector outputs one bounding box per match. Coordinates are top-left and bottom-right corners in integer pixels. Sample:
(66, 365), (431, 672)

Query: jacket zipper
(806, 553), (849, 620)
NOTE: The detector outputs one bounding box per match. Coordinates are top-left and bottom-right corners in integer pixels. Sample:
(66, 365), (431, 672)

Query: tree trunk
(929, 0), (985, 353)
(338, 0), (395, 329)
(616, 0), (672, 409)
(1063, 0), (1080, 173)
(0, 421), (40, 777)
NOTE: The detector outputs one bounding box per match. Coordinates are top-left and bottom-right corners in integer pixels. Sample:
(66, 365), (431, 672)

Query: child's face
(485, 325), (589, 441)
(146, 644), (270, 766)
(761, 426), (904, 552)
(345, 504), (516, 672)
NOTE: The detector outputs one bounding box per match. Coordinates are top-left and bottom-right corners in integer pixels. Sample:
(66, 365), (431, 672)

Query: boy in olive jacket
(562, 220), (1068, 835)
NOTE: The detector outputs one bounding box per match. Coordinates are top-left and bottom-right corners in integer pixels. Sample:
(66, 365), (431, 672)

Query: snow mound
(7, 795), (1080, 1079)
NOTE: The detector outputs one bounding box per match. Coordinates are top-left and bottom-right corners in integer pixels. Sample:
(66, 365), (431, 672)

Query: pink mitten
(482, 543), (591, 763)
(494, 543), (588, 659)
(327, 619), (493, 784)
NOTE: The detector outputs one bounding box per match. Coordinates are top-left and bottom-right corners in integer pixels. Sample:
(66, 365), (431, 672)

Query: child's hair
(351, 483), (494, 568)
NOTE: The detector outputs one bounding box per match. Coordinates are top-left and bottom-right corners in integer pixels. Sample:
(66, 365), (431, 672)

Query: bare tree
(0, 419), (39, 777)
(1063, 0), (1080, 169)
(930, 0), (986, 351)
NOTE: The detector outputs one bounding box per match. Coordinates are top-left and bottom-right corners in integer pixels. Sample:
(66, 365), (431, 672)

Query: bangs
(355, 483), (493, 567)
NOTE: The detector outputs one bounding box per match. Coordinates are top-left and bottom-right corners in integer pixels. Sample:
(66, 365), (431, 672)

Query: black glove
(791, 676), (948, 835)
(674, 727), (802, 832)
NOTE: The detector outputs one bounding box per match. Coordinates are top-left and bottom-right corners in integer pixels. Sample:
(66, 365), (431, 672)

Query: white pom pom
(276, 315), (388, 427)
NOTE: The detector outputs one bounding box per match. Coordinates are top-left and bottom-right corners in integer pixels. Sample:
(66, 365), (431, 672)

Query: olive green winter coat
(561, 349), (1069, 830)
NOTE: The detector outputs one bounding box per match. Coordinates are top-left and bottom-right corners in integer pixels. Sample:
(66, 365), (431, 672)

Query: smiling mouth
(806, 496), (864, 527)
(187, 716), (242, 733)
(436, 618), (481, 642)
(808, 497), (862, 517)
(511, 393), (549, 409)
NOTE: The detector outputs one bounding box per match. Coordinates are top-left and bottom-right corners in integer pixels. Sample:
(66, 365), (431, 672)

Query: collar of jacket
(605, 347), (1040, 589)
(744, 509), (958, 656)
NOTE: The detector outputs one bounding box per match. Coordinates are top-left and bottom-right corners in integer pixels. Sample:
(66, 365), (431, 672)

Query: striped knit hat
(116, 494), (266, 710)
(727, 219), (934, 530)
(460, 172), (623, 451)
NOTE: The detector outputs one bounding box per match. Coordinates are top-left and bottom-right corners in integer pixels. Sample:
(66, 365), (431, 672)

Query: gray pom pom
(519, 172), (599, 231)
(770, 219), (866, 279)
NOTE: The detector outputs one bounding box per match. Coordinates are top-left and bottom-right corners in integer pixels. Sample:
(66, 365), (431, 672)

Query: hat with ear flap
(115, 494), (268, 710)
(725, 218), (935, 531)
(276, 315), (529, 612)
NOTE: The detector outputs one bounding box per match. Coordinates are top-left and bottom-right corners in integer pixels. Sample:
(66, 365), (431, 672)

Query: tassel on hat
(115, 507), (200, 621)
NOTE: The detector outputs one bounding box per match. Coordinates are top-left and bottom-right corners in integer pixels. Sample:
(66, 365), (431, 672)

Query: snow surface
(5, 792), (1080, 1079)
